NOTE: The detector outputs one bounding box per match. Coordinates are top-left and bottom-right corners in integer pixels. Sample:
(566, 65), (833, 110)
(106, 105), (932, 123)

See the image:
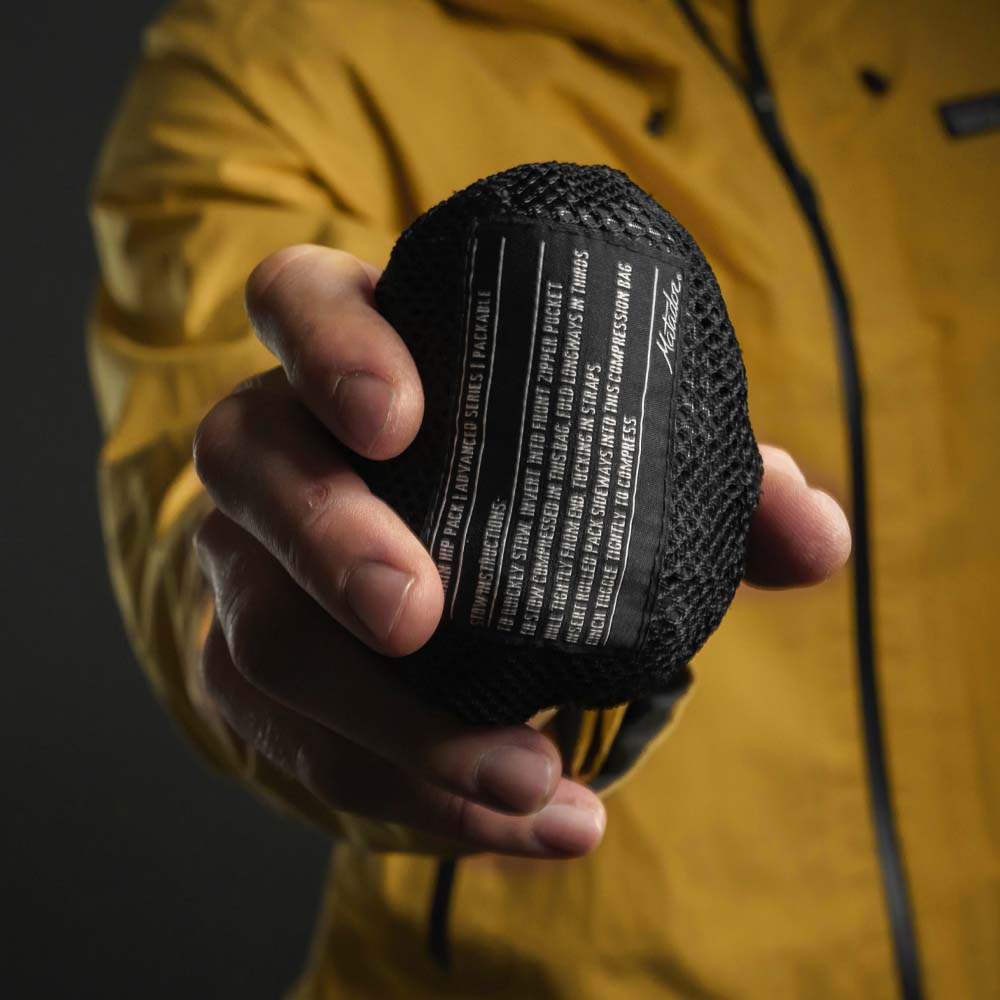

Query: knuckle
(275, 320), (313, 390)
(244, 245), (317, 319)
(230, 366), (281, 397)
(250, 712), (288, 769)
(293, 742), (319, 790)
(192, 508), (229, 568)
(295, 742), (327, 796)
(295, 741), (349, 811)
(193, 396), (239, 484)
(198, 625), (228, 704)
(440, 790), (476, 843)
(222, 585), (271, 687)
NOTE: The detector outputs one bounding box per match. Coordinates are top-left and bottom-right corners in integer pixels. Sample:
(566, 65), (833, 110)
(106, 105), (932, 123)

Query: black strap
(427, 858), (458, 968)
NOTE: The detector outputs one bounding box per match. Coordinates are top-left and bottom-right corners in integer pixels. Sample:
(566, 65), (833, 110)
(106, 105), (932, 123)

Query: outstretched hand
(193, 245), (851, 859)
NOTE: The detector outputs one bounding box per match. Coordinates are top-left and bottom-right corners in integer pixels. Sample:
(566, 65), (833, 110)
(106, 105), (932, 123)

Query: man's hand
(192, 245), (851, 859)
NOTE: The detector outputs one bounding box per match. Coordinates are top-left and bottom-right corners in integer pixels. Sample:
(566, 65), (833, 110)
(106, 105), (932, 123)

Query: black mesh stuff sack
(360, 162), (762, 725)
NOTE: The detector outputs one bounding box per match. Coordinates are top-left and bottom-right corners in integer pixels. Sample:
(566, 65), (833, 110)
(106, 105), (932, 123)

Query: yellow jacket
(88, 1), (1000, 996)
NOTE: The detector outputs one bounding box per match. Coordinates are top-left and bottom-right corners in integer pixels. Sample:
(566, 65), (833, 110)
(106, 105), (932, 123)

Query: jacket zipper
(674, 3), (924, 997)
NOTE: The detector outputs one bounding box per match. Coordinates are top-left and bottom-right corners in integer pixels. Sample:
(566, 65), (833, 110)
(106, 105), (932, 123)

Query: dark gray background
(2, 4), (330, 997)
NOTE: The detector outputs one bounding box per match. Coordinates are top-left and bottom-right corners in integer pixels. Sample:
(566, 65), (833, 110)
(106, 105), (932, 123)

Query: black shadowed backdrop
(1, 4), (328, 997)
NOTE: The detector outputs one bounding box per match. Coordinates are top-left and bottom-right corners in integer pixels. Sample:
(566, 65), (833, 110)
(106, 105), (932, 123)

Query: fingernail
(333, 372), (395, 451)
(532, 803), (605, 856)
(475, 745), (554, 813)
(345, 562), (414, 643)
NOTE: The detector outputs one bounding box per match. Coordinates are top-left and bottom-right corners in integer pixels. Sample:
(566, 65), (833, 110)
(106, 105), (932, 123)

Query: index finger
(245, 244), (424, 460)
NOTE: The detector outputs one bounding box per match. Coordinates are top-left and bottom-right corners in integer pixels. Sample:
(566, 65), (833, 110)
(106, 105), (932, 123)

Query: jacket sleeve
(86, 2), (464, 851)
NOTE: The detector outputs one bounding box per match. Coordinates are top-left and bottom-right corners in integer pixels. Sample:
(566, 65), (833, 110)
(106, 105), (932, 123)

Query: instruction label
(427, 220), (685, 651)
